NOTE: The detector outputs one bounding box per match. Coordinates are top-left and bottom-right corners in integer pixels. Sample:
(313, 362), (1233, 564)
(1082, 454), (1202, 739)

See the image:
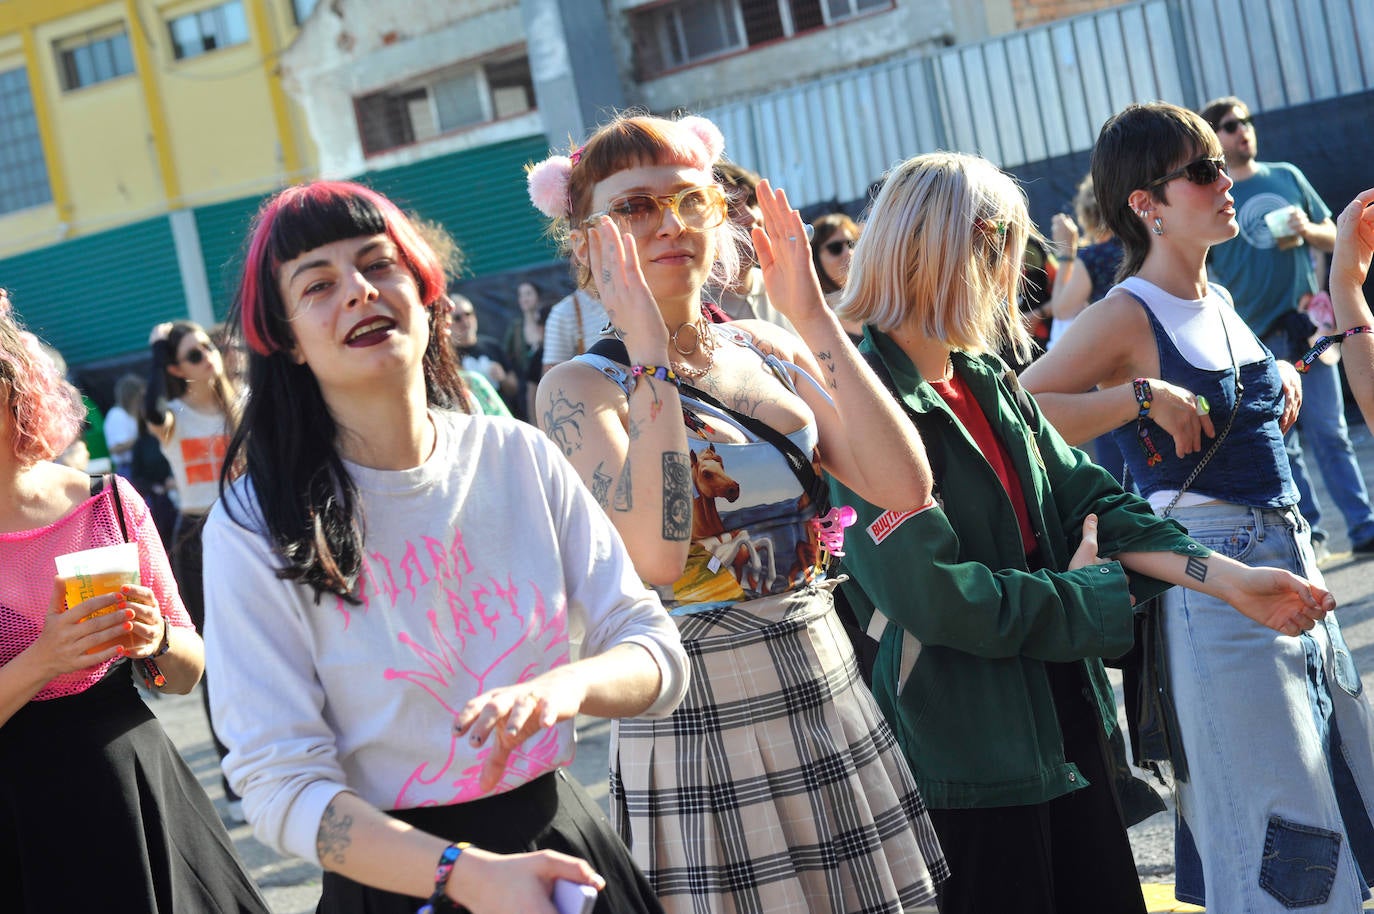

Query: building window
(292, 0), (320, 24)
(354, 54), (536, 156)
(168, 1), (250, 60)
(0, 67), (53, 216)
(55, 25), (135, 91)
(633, 0), (891, 76)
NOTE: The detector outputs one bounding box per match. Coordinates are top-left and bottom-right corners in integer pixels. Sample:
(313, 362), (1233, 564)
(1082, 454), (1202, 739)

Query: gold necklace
(668, 320), (716, 379)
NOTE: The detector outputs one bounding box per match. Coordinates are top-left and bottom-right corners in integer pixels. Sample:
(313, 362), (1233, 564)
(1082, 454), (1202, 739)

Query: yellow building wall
(0, 0), (316, 255)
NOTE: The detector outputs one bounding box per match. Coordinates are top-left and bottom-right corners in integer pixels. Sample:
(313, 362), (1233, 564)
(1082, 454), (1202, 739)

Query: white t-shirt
(161, 399), (231, 513)
(202, 410), (688, 862)
(103, 405), (138, 470)
(542, 290), (610, 368)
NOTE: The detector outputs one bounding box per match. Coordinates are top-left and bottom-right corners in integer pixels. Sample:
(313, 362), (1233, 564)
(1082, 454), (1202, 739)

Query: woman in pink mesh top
(0, 291), (269, 912)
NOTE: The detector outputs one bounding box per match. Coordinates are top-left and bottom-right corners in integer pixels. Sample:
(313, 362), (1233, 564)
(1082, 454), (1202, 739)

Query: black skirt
(0, 664), (269, 913)
(318, 769), (663, 914)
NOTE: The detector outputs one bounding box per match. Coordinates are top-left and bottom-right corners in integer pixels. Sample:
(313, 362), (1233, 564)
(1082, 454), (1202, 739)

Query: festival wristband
(630, 364), (680, 387)
(1131, 377), (1153, 418)
(1295, 326), (1373, 373)
(417, 842), (472, 914)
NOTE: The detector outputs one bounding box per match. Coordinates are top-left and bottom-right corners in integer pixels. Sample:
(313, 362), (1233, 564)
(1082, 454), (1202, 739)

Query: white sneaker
(224, 799), (246, 825)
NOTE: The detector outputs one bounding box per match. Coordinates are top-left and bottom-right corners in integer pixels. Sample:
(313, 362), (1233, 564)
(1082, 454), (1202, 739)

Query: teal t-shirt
(1207, 161), (1330, 337)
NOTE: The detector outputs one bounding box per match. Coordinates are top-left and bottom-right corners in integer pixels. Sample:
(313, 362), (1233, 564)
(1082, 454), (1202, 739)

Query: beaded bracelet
(417, 842), (471, 914)
(1295, 325), (1373, 373)
(1131, 378), (1165, 466)
(630, 364), (680, 387)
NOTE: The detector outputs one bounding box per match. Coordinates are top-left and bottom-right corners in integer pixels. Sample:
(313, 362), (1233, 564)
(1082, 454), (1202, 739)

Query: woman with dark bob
(201, 180), (690, 914)
(1023, 102), (1374, 912)
(832, 148), (1337, 914)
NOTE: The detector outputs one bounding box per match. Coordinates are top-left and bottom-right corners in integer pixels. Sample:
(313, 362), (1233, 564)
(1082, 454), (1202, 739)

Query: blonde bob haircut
(840, 151), (1034, 363)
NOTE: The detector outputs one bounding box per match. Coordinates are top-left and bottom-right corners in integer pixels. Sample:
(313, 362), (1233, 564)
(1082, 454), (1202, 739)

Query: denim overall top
(1109, 290), (1296, 508)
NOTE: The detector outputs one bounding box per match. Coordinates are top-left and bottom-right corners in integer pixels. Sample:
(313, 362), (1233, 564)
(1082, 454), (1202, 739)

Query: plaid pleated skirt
(610, 581), (948, 914)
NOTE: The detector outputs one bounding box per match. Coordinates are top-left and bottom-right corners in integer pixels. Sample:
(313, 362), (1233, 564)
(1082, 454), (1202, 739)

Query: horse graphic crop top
(578, 326), (827, 610)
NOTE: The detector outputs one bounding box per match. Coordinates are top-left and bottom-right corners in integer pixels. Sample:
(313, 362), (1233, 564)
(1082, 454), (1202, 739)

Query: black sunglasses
(1147, 155), (1227, 189)
(1216, 115), (1253, 135)
(823, 239), (856, 256)
(180, 341), (215, 365)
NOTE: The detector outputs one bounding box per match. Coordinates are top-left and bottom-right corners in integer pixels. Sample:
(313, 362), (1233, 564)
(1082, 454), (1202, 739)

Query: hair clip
(568, 145), (584, 167)
(677, 115), (725, 165)
(527, 155), (574, 219)
(975, 218), (1008, 238)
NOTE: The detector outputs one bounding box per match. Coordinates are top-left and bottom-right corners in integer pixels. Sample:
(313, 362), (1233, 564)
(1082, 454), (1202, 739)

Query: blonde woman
(831, 150), (1334, 914)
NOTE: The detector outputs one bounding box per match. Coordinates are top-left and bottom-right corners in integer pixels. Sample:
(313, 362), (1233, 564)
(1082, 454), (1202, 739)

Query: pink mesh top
(0, 476), (192, 700)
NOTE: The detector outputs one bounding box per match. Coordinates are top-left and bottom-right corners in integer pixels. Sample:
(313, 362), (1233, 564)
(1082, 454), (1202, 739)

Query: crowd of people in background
(5, 91), (1374, 914)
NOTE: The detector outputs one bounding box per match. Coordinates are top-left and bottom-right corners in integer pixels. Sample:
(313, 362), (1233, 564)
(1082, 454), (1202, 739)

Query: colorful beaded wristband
(630, 364), (680, 387)
(417, 842), (471, 914)
(1131, 377), (1153, 418)
(1295, 325), (1373, 373)
(1131, 378), (1164, 466)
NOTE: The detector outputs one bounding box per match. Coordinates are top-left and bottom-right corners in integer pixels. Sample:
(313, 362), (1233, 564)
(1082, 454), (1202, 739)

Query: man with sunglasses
(1201, 95), (1374, 557)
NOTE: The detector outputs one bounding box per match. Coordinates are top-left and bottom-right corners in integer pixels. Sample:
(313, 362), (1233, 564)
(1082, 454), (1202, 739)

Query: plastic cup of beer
(54, 543), (140, 654)
(1264, 206), (1304, 250)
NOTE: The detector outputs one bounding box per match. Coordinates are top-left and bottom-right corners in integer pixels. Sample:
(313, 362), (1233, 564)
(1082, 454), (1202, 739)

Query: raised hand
(1332, 188), (1374, 304)
(1051, 213), (1079, 260)
(750, 179), (828, 327)
(584, 217), (669, 365)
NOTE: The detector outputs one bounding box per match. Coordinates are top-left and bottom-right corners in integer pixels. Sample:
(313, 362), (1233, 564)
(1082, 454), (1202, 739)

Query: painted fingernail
(470, 734), (483, 747)
(123, 621), (133, 632)
(115, 594), (128, 607)
(114, 646), (126, 657)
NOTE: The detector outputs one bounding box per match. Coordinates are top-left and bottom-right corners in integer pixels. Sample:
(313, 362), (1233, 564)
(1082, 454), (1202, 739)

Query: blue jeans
(1262, 329), (1374, 544)
(1164, 503), (1374, 911)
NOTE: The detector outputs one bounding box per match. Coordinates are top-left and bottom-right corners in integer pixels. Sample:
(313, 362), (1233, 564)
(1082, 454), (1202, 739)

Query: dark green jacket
(832, 330), (1209, 816)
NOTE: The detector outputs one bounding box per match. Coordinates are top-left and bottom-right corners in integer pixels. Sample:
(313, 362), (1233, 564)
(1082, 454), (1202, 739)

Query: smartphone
(552, 878), (598, 914)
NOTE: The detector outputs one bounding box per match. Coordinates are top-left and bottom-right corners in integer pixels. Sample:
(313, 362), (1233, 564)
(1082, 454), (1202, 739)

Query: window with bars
(0, 67), (53, 215)
(168, 1), (250, 60)
(354, 55), (536, 157)
(632, 0), (891, 76)
(55, 25), (135, 91)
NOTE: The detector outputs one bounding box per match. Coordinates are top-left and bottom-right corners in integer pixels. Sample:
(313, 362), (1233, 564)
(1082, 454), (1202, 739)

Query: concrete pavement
(154, 422), (1374, 913)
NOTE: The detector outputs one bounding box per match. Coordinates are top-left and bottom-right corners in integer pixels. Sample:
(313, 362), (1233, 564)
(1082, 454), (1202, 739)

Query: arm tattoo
(627, 416), (643, 441)
(817, 349), (838, 389)
(613, 458), (633, 512)
(662, 452), (692, 541)
(590, 461), (613, 508)
(1185, 555), (1208, 583)
(316, 798), (354, 868)
(542, 388), (586, 456)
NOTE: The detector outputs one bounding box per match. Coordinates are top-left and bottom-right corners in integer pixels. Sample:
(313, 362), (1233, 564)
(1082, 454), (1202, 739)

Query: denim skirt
(1164, 502), (1374, 912)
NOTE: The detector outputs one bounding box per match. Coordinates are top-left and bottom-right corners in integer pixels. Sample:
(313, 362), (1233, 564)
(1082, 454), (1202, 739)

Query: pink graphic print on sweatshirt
(353, 528), (571, 806)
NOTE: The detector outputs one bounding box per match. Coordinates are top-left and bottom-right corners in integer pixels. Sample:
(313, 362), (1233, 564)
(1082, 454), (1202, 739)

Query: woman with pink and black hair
(0, 290), (270, 911)
(202, 180), (688, 914)
(530, 113), (946, 913)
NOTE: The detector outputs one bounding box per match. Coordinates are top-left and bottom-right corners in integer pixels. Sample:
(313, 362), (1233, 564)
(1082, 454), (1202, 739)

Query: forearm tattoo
(1185, 555), (1208, 583)
(591, 461), (613, 509)
(817, 349), (838, 389)
(316, 798), (354, 868)
(614, 458), (634, 512)
(662, 452), (691, 541)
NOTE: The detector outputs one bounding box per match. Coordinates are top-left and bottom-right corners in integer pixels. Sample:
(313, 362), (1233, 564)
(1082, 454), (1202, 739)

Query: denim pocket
(1259, 815), (1341, 907)
(1324, 616), (1363, 697)
(1188, 523), (1257, 563)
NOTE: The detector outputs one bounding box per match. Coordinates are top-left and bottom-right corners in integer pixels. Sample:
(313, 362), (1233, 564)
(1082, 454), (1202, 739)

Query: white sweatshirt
(202, 410), (688, 862)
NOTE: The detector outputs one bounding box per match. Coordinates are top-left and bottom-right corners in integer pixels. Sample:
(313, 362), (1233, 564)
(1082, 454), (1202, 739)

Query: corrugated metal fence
(703, 0), (1374, 209)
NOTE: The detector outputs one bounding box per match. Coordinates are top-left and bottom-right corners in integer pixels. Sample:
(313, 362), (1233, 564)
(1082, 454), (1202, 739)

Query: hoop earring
(1151, 217), (1165, 236)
